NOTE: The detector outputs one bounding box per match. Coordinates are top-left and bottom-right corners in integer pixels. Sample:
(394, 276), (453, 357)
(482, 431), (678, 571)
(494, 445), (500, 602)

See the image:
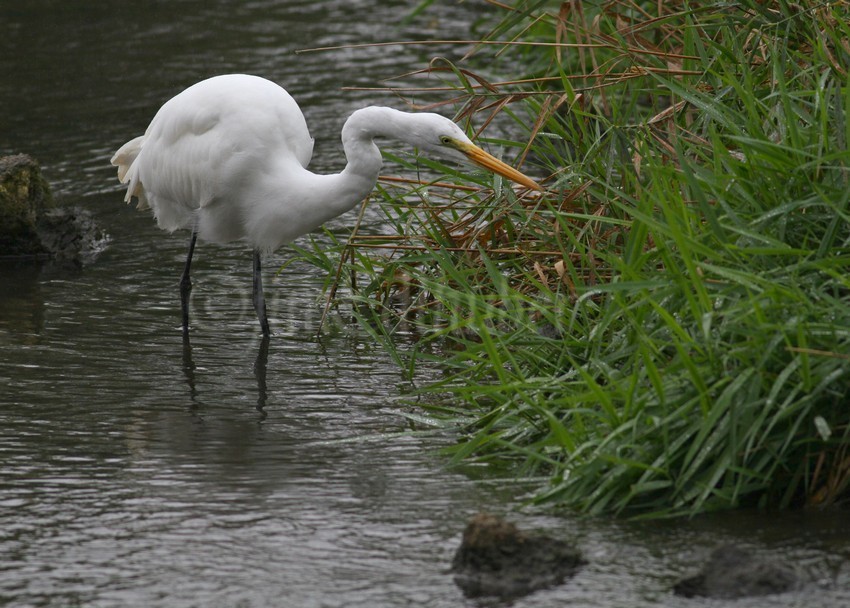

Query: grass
(297, 0), (850, 517)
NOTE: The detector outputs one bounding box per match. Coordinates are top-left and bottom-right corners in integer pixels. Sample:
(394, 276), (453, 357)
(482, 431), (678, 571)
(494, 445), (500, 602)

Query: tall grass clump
(301, 1), (850, 516)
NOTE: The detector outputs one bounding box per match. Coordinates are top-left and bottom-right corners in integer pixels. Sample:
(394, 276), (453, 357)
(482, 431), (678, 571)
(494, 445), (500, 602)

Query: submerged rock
(36, 206), (109, 265)
(0, 154), (107, 264)
(451, 512), (584, 598)
(673, 544), (800, 599)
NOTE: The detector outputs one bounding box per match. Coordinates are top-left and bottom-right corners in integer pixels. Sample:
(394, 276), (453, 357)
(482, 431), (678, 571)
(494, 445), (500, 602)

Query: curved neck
(309, 107), (409, 217)
(338, 106), (408, 191)
(252, 107), (408, 251)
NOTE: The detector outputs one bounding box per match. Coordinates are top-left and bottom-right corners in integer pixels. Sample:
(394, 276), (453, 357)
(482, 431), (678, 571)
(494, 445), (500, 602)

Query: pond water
(2, 2), (849, 607)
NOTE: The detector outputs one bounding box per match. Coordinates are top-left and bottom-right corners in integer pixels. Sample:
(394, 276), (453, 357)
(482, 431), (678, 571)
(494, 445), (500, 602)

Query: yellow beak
(457, 141), (543, 192)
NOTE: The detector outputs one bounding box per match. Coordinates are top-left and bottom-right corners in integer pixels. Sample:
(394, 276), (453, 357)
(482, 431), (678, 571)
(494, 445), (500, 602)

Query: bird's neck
(252, 107), (407, 252)
(338, 106), (407, 191)
(306, 106), (408, 216)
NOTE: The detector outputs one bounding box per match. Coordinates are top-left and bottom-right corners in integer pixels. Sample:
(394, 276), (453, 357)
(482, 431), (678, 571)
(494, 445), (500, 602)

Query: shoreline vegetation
(300, 1), (850, 517)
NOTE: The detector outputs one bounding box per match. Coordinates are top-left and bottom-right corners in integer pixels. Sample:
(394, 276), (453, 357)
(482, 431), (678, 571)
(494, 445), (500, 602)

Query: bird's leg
(253, 249), (271, 336)
(180, 231), (198, 335)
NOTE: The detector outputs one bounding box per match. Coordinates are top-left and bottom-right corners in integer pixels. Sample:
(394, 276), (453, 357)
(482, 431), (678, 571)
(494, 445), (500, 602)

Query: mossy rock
(451, 513), (585, 599)
(0, 154), (55, 256)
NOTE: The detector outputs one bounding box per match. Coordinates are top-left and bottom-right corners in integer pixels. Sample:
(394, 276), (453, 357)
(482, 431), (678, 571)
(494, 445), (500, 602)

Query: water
(2, 2), (849, 607)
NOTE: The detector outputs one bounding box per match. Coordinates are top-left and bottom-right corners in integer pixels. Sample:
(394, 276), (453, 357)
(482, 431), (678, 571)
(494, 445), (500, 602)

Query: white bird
(112, 74), (541, 336)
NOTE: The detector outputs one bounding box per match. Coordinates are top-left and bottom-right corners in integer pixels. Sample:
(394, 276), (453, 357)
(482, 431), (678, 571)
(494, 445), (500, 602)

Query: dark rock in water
(0, 154), (108, 264)
(451, 513), (584, 599)
(0, 154), (55, 256)
(673, 544), (800, 599)
(36, 207), (109, 266)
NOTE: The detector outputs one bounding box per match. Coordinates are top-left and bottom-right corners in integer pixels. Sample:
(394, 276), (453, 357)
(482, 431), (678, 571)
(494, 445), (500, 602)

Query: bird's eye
(439, 135), (453, 145)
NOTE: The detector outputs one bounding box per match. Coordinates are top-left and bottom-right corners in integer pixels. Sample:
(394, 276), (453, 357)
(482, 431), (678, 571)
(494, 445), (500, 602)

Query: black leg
(180, 231), (198, 335)
(253, 249), (270, 336)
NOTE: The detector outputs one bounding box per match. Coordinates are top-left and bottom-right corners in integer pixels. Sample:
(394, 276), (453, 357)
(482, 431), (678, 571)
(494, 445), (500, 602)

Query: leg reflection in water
(182, 334), (198, 404)
(254, 335), (270, 416)
(180, 333), (270, 418)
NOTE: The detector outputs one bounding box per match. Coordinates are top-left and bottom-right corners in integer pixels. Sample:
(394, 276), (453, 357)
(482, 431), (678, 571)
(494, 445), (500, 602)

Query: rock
(0, 154), (55, 256)
(673, 544), (800, 599)
(36, 206), (109, 266)
(0, 154), (108, 264)
(451, 513), (584, 598)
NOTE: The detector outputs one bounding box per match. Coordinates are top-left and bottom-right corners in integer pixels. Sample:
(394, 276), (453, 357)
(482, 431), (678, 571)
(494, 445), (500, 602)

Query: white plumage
(112, 74), (541, 336)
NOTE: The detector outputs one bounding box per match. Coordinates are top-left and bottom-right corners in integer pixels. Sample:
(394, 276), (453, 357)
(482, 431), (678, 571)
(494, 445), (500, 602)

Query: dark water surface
(2, 2), (849, 606)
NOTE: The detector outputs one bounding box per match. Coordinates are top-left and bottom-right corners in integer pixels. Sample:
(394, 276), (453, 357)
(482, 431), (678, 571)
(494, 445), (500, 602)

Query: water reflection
(179, 332), (270, 421)
(253, 335), (270, 415)
(0, 262), (45, 340)
(181, 333), (199, 403)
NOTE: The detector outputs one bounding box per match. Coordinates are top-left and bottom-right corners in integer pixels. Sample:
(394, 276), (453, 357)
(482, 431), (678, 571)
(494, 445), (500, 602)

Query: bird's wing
(126, 75), (315, 232)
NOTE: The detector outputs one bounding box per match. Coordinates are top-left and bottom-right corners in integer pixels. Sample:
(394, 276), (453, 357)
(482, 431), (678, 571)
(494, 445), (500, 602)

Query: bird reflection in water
(180, 334), (270, 419)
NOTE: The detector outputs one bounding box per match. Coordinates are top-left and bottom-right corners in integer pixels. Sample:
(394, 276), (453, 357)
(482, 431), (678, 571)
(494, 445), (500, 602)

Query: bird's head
(400, 113), (543, 192)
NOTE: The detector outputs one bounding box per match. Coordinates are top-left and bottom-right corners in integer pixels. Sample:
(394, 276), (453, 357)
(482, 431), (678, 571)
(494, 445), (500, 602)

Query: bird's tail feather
(111, 136), (148, 209)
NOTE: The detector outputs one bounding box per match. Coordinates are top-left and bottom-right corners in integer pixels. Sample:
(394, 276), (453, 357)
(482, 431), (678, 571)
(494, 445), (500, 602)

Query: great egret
(112, 74), (541, 336)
